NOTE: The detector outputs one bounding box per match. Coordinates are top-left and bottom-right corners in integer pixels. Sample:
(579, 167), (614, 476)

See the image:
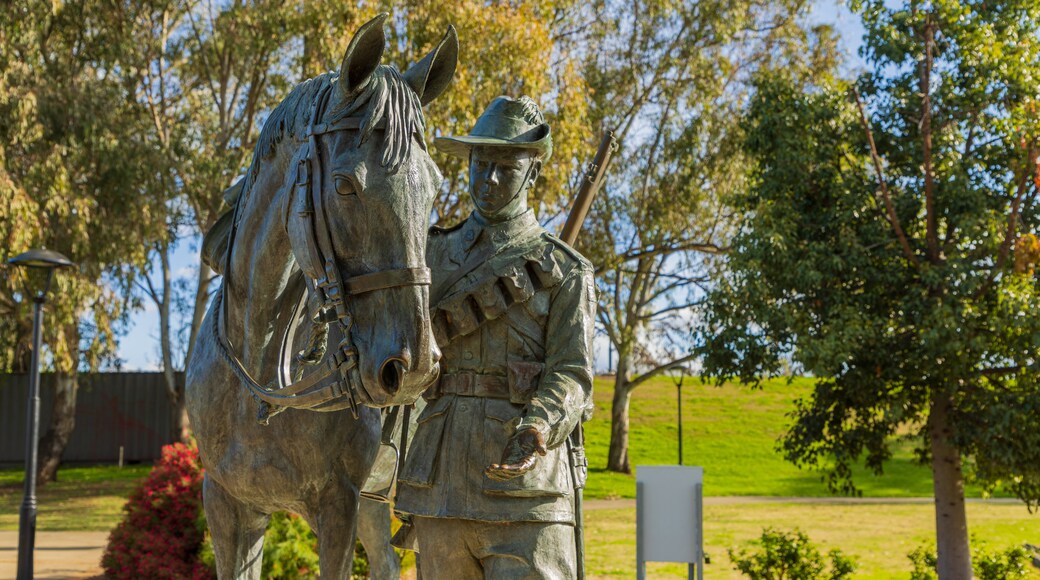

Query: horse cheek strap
(216, 82), (430, 421)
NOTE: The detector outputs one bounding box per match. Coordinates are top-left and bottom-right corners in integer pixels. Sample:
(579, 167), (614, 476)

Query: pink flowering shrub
(102, 443), (214, 579)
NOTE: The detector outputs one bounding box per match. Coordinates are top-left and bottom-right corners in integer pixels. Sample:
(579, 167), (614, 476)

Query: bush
(105, 443), (370, 578)
(729, 527), (856, 580)
(908, 541), (1031, 580)
(101, 443), (213, 579)
(261, 512), (321, 578)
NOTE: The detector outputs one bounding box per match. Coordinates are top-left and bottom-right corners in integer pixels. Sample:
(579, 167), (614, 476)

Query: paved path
(584, 495), (1024, 510)
(0, 531), (105, 579)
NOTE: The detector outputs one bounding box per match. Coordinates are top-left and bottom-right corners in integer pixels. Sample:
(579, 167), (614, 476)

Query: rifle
(560, 130), (618, 246)
(562, 130), (617, 580)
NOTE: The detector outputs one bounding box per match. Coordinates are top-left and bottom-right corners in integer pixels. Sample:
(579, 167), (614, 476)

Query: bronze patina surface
(395, 96), (596, 579)
(185, 14), (456, 579)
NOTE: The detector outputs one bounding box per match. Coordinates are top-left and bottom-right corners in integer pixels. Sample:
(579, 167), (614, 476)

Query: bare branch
(627, 352), (699, 391)
(642, 301), (704, 321)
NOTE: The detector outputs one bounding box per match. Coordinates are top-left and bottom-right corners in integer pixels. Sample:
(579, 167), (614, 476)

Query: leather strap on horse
(214, 81), (430, 421)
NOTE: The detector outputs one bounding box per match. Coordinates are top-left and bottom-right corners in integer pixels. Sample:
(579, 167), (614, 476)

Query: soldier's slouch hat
(435, 95), (552, 161)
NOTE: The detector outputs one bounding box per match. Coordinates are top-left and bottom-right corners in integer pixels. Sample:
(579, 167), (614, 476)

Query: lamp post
(8, 248), (75, 580)
(669, 364), (690, 465)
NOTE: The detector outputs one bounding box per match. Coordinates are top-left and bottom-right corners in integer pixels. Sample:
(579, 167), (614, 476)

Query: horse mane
(328, 65), (426, 174)
(253, 65), (425, 177)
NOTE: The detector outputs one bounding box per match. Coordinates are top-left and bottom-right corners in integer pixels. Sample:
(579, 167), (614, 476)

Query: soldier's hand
(484, 428), (547, 481)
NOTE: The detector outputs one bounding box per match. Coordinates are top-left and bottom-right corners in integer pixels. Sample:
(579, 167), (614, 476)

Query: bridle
(215, 82), (431, 419)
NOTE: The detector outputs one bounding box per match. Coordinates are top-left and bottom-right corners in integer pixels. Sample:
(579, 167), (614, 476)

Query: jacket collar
(461, 210), (539, 253)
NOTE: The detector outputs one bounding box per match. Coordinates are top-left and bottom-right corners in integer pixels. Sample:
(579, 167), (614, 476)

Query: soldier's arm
(516, 259), (596, 449)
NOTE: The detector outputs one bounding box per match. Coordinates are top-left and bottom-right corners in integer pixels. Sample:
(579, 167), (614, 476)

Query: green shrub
(105, 444), (369, 578)
(908, 541), (1031, 580)
(261, 512), (320, 579)
(729, 527), (856, 580)
(199, 511), (371, 578)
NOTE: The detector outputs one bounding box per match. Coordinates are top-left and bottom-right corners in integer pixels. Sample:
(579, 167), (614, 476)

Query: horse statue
(186, 14), (457, 579)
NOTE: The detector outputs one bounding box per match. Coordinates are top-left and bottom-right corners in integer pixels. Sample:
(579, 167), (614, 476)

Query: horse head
(284, 14), (456, 407)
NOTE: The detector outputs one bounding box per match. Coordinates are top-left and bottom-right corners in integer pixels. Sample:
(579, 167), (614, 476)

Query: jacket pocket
(398, 397), (451, 488)
(507, 360), (543, 404)
(481, 400), (570, 498)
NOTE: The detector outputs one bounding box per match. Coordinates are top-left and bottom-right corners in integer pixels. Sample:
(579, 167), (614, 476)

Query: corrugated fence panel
(0, 372), (179, 464)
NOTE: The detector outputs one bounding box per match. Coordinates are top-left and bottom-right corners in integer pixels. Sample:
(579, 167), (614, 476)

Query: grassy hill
(583, 376), (1002, 499)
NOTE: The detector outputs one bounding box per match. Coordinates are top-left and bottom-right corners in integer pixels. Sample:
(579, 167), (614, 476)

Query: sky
(115, 0), (868, 372)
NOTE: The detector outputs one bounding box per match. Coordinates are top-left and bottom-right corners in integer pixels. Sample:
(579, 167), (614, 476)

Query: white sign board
(636, 465), (703, 579)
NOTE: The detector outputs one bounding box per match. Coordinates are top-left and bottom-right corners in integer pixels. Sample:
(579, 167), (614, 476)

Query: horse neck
(224, 155), (297, 373)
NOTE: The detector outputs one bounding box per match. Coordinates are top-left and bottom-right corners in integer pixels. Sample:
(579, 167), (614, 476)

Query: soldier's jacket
(395, 210), (595, 524)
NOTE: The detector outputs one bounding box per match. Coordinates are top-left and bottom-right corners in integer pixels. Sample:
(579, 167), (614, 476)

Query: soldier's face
(469, 146), (540, 221)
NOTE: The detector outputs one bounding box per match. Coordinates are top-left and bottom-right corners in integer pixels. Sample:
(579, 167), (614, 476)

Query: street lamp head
(668, 364), (691, 388)
(8, 248), (76, 270)
(8, 248), (76, 301)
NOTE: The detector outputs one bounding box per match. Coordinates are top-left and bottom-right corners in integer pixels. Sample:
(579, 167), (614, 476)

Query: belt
(435, 372), (510, 399)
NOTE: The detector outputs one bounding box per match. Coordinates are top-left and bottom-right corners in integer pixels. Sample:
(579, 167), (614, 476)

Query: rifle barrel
(561, 131), (617, 246)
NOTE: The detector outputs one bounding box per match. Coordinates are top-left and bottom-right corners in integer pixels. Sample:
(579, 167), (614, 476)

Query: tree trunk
(171, 376), (191, 444)
(155, 245), (192, 444)
(930, 392), (972, 579)
(185, 262), (213, 369)
(37, 373), (77, 485)
(607, 353), (634, 473)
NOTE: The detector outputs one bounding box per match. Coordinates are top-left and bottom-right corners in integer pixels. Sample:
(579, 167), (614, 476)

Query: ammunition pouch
(431, 242), (565, 345)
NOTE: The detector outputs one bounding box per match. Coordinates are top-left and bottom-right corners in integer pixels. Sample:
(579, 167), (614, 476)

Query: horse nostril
(379, 358), (405, 394)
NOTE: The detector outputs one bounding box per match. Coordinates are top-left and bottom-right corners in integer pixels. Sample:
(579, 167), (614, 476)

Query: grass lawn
(0, 464), (149, 532)
(586, 502), (1040, 579)
(583, 376), (1004, 500)
(1, 377), (1035, 578)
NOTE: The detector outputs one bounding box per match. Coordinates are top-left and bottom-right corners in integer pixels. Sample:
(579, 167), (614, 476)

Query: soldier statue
(394, 95), (596, 578)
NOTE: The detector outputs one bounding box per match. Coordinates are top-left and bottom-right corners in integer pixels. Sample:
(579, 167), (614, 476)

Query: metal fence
(0, 372), (179, 464)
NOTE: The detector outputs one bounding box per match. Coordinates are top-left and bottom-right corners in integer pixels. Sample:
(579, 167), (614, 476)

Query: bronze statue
(186, 14), (457, 579)
(395, 96), (596, 578)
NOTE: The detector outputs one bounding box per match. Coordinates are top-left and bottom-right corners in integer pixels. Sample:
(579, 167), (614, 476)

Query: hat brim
(434, 134), (551, 160)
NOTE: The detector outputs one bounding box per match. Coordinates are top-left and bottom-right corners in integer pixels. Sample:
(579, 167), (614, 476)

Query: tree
(578, 0), (826, 473)
(0, 0), (168, 481)
(697, 1), (1040, 576)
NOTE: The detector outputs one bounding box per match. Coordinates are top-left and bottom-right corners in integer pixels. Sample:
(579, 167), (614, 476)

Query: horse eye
(333, 175), (356, 196)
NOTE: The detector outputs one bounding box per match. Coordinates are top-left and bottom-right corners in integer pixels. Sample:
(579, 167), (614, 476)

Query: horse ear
(339, 13), (388, 97)
(403, 25), (458, 106)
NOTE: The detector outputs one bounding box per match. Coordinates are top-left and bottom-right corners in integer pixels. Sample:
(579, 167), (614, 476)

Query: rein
(215, 82), (431, 419)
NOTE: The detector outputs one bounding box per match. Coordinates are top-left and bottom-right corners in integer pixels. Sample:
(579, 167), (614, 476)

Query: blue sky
(116, 0), (868, 372)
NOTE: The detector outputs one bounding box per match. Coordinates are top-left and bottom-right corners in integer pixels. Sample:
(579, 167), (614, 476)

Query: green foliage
(0, 0), (169, 374)
(729, 527), (856, 580)
(261, 513), (321, 579)
(697, 0), (1040, 507)
(197, 505), (372, 578)
(908, 541), (1032, 580)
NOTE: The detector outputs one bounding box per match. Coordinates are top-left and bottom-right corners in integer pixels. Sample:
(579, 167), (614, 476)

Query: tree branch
(920, 17), (940, 263)
(627, 352), (699, 391)
(853, 87), (920, 267)
(994, 145), (1038, 275)
(642, 301), (704, 321)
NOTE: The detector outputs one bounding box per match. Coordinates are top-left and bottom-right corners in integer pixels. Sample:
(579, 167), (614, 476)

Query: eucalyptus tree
(698, 1), (1040, 576)
(0, 0), (168, 481)
(579, 0), (828, 474)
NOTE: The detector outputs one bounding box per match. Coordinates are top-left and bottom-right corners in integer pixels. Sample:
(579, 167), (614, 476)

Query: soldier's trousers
(413, 516), (577, 579)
